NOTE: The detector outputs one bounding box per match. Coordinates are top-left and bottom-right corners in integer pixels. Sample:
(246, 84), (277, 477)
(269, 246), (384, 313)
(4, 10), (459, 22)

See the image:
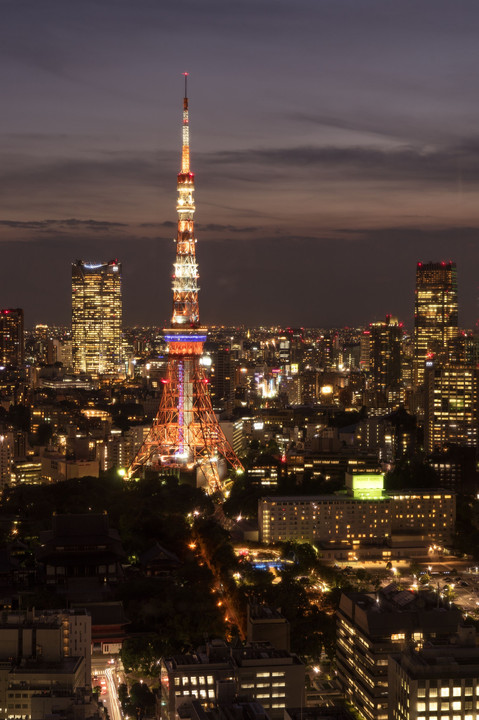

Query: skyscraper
(413, 261), (458, 386)
(72, 260), (122, 376)
(425, 361), (478, 453)
(0, 309), (24, 368)
(369, 315), (403, 396)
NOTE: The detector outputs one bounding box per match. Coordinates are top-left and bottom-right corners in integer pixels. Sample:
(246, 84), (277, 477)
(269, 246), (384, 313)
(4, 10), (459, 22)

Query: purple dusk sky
(1, 0), (479, 328)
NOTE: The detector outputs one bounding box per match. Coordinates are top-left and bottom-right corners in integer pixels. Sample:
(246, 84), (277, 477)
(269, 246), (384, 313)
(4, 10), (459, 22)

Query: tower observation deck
(128, 76), (242, 490)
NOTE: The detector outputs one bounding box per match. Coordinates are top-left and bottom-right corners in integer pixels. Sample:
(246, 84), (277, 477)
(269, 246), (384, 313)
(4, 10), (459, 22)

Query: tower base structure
(127, 329), (242, 492)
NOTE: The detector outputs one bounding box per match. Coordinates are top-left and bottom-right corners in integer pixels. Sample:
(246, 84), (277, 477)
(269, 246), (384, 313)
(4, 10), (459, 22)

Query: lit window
(441, 689), (450, 697)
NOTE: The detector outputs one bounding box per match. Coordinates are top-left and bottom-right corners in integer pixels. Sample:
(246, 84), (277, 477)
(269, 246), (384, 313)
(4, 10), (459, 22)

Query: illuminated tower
(72, 260), (122, 376)
(128, 76), (242, 489)
(413, 261), (458, 386)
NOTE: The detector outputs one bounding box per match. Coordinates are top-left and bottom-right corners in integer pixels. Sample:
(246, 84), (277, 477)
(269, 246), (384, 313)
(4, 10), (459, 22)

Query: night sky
(2, 0), (479, 329)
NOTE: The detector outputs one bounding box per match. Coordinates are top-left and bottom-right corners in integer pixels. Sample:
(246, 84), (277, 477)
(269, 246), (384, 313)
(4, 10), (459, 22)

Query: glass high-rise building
(0, 308), (24, 368)
(425, 362), (478, 453)
(413, 261), (458, 386)
(72, 260), (122, 376)
(369, 315), (403, 396)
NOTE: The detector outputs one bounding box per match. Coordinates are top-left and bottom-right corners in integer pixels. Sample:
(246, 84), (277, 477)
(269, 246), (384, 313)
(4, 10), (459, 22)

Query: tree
(385, 457), (438, 490)
(129, 682), (155, 719)
(120, 635), (160, 676)
(118, 683), (129, 711)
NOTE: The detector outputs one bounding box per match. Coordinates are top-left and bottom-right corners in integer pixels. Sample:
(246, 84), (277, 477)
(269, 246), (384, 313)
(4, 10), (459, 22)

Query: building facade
(413, 262), (458, 387)
(425, 362), (478, 453)
(388, 636), (479, 720)
(0, 309), (24, 368)
(336, 588), (462, 720)
(369, 316), (403, 397)
(258, 490), (455, 545)
(0, 608), (92, 720)
(72, 260), (122, 376)
(160, 641), (304, 720)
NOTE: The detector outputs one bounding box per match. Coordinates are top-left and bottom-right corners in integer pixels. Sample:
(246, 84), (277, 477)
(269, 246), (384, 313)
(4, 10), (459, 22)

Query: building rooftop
(231, 643), (302, 667)
(286, 708), (356, 720)
(178, 698), (269, 720)
(339, 586), (462, 638)
(393, 644), (479, 679)
(248, 606), (285, 622)
(9, 656), (83, 678)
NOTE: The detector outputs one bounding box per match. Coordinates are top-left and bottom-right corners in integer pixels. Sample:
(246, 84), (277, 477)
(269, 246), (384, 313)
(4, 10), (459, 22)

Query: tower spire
(181, 72), (190, 174)
(173, 72), (198, 327)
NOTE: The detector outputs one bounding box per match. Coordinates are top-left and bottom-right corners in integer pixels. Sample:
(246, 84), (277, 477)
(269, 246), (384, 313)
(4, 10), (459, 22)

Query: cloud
(203, 139), (479, 186)
(0, 218), (127, 231)
(196, 223), (259, 233)
(140, 221), (176, 229)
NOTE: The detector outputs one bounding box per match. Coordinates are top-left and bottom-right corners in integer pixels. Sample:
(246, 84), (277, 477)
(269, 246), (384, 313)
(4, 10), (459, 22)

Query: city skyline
(2, 1), (479, 327)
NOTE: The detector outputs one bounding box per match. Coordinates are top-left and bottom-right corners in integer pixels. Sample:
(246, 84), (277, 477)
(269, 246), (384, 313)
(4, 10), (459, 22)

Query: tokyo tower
(128, 76), (242, 490)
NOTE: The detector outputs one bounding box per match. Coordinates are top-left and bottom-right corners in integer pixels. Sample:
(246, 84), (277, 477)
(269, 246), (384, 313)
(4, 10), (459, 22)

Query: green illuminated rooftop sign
(351, 473), (385, 499)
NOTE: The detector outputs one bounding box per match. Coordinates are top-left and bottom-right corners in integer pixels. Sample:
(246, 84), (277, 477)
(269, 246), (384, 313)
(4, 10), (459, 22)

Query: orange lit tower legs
(128, 76), (242, 490)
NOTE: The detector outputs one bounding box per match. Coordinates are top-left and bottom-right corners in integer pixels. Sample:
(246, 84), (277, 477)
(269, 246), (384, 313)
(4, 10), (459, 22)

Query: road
(105, 667), (123, 720)
(92, 657), (123, 720)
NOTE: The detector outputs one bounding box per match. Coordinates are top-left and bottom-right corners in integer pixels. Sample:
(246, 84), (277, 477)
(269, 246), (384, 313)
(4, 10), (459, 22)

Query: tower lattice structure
(128, 77), (242, 489)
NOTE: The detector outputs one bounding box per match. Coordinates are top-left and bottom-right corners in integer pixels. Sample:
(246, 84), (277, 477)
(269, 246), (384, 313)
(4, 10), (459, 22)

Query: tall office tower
(210, 347), (235, 412)
(369, 315), (403, 396)
(425, 361), (478, 453)
(413, 261), (458, 386)
(0, 308), (24, 367)
(360, 329), (371, 371)
(72, 260), (122, 376)
(286, 327), (305, 368)
(128, 77), (242, 489)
